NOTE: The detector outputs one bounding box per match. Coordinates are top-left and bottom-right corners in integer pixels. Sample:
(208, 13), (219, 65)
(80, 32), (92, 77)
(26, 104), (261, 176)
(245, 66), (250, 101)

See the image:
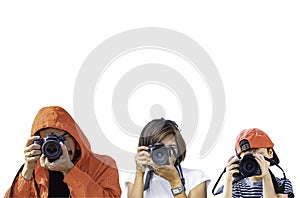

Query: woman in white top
(126, 118), (210, 198)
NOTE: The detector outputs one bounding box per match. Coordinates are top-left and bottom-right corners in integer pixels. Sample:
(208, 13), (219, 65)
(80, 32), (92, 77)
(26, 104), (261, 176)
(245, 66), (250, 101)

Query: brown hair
(138, 118), (186, 164)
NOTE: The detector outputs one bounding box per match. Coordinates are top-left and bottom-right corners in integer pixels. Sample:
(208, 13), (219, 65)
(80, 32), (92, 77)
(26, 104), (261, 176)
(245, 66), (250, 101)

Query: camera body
(147, 142), (170, 165)
(34, 133), (65, 162)
(233, 153), (262, 181)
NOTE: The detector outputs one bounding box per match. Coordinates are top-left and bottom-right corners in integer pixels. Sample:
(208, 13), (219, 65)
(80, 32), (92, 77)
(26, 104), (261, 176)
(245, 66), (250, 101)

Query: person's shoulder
(91, 153), (118, 168)
(182, 167), (207, 175)
(276, 176), (292, 184)
(181, 167), (211, 188)
(275, 177), (294, 191)
(181, 167), (210, 181)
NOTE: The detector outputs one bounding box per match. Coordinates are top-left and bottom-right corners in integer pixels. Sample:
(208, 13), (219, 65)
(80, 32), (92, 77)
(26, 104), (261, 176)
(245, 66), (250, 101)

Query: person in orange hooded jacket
(5, 106), (122, 197)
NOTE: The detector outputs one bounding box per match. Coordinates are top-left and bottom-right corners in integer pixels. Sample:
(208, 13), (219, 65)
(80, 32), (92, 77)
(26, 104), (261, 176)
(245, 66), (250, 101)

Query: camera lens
(239, 154), (261, 177)
(245, 163), (253, 171)
(42, 140), (62, 162)
(151, 147), (169, 165)
(240, 159), (256, 175)
(156, 152), (163, 159)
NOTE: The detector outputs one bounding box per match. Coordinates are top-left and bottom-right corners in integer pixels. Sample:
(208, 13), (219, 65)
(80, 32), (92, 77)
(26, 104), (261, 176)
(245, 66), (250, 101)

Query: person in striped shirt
(218, 128), (294, 198)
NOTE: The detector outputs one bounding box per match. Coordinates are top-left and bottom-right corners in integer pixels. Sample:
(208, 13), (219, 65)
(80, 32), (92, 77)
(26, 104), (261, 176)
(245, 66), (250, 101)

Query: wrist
(22, 167), (34, 181)
(262, 170), (271, 179)
(136, 164), (146, 173)
(135, 171), (144, 176)
(170, 177), (183, 188)
(171, 185), (185, 196)
(62, 163), (74, 176)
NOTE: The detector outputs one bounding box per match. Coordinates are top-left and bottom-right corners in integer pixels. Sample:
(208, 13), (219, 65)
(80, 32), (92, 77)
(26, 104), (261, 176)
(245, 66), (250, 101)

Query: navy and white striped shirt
(231, 177), (293, 198)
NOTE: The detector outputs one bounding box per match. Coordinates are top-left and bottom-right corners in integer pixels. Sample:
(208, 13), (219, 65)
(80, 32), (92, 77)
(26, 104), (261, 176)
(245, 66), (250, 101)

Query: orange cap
(235, 128), (279, 164)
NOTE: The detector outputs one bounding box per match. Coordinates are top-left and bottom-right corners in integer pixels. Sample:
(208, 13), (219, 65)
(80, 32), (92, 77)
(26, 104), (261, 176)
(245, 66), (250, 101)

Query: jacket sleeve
(4, 173), (36, 197)
(63, 156), (122, 198)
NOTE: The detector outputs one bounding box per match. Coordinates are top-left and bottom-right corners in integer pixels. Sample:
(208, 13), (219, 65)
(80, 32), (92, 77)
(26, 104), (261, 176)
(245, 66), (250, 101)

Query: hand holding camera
(231, 153), (271, 182)
(33, 133), (74, 174)
(145, 143), (179, 183)
(147, 143), (171, 166)
(23, 136), (43, 174)
(135, 143), (176, 172)
(135, 146), (151, 173)
(39, 141), (74, 175)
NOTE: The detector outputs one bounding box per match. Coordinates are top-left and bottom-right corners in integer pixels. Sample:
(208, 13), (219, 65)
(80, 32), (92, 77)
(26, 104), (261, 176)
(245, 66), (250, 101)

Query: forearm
(128, 172), (145, 198)
(221, 180), (233, 198)
(169, 176), (187, 198)
(263, 172), (279, 198)
(21, 166), (34, 181)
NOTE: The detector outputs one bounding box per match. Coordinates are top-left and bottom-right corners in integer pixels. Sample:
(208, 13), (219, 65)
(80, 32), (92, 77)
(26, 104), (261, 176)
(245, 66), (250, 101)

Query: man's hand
(224, 155), (240, 183)
(254, 153), (270, 178)
(40, 142), (74, 175)
(22, 136), (42, 180)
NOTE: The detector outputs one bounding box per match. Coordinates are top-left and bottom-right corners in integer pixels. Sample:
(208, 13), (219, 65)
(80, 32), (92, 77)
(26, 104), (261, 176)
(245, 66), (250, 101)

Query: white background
(0, 1), (299, 197)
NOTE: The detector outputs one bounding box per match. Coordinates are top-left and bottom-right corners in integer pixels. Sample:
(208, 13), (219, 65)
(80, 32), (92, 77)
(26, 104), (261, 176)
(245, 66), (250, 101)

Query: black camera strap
(143, 170), (154, 191)
(265, 158), (294, 198)
(175, 159), (185, 187)
(211, 168), (226, 196)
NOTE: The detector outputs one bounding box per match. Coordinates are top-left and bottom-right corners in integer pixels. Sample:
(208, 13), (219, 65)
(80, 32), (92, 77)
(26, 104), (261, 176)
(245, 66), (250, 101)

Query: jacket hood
(31, 106), (91, 158)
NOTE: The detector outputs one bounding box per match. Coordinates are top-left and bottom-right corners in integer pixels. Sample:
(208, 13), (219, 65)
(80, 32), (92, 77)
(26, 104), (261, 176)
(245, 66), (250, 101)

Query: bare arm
(127, 146), (150, 198)
(188, 182), (207, 198)
(254, 154), (287, 198)
(127, 172), (145, 198)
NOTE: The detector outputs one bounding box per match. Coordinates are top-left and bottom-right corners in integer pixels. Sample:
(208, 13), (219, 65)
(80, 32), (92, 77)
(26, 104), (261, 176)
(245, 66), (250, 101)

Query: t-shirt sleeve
(125, 172), (136, 192)
(276, 177), (294, 195)
(185, 169), (211, 191)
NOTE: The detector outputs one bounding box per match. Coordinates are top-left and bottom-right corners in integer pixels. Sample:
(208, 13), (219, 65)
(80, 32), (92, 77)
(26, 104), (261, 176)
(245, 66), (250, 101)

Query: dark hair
(138, 118), (186, 164)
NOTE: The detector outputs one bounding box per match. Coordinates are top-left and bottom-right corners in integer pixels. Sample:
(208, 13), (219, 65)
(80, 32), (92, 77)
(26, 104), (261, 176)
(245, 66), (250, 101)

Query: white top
(125, 167), (210, 197)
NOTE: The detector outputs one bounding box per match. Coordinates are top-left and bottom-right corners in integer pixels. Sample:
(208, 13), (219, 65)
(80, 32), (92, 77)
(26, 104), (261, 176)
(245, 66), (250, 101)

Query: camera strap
(143, 170), (154, 191)
(211, 168), (226, 195)
(265, 158), (294, 198)
(175, 160), (186, 187)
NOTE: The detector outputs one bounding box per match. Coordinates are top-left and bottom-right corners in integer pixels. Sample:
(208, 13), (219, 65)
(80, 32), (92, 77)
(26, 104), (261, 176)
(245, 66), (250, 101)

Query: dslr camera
(34, 133), (65, 162)
(147, 143), (170, 165)
(233, 153), (261, 181)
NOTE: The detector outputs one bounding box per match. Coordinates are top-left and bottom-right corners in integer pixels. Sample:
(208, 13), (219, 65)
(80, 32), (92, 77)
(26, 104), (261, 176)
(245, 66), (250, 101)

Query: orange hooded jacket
(5, 106), (122, 197)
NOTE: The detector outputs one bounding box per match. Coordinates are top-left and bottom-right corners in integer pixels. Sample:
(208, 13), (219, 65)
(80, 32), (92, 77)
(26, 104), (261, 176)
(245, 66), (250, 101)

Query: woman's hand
(135, 146), (150, 173)
(150, 154), (180, 185)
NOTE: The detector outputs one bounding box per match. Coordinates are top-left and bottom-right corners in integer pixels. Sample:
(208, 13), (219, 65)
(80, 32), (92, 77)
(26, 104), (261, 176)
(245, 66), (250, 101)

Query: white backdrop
(0, 1), (299, 197)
